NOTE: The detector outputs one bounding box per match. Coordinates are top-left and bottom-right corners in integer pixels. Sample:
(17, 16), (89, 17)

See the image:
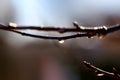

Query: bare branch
(83, 61), (120, 80)
(0, 22), (119, 40)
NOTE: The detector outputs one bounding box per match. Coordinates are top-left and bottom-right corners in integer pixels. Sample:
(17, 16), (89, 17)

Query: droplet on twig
(59, 40), (64, 44)
(98, 35), (104, 39)
(9, 22), (17, 27)
(97, 34), (105, 39)
(80, 26), (85, 30)
(94, 27), (98, 30)
(97, 73), (104, 76)
(95, 70), (104, 76)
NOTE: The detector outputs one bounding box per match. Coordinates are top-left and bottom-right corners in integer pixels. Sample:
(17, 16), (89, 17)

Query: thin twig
(7, 29), (89, 40)
(0, 22), (119, 40)
(83, 61), (120, 80)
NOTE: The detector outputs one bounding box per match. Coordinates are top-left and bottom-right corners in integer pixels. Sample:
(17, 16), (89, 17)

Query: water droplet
(80, 26), (85, 29)
(9, 22), (17, 27)
(98, 35), (105, 39)
(97, 33), (105, 39)
(59, 40), (64, 44)
(94, 27), (98, 30)
(97, 73), (104, 76)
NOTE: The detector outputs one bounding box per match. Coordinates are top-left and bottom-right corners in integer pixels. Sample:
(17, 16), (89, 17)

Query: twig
(83, 61), (120, 80)
(0, 22), (119, 40)
(7, 29), (88, 40)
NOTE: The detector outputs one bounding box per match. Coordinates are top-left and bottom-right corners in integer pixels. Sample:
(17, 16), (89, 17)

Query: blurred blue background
(0, 0), (120, 80)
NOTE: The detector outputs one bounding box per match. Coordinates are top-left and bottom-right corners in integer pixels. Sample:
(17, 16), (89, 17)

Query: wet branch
(0, 22), (120, 40)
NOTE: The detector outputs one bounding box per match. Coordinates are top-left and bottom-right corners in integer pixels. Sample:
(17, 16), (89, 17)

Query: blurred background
(0, 0), (120, 80)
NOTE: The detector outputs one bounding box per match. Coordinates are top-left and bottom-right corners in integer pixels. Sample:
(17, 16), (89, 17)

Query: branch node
(73, 21), (81, 29)
(102, 26), (108, 30)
